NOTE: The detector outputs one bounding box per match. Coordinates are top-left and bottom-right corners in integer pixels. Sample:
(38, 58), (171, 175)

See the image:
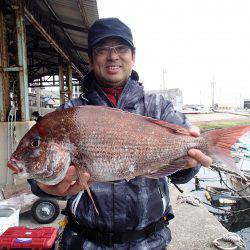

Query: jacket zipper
(114, 87), (118, 106)
(113, 183), (115, 234)
(95, 84), (115, 107)
(94, 77), (133, 109)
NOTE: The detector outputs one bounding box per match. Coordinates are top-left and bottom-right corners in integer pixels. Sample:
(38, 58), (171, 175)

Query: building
(29, 89), (60, 108)
(146, 88), (183, 111)
(244, 99), (250, 109)
(73, 85), (82, 99)
(0, 0), (98, 219)
(167, 88), (183, 111)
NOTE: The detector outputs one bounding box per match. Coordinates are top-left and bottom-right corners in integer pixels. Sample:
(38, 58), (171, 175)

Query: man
(29, 18), (212, 249)
(31, 111), (42, 122)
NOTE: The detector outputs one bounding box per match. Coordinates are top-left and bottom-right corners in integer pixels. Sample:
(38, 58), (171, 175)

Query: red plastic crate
(0, 226), (58, 250)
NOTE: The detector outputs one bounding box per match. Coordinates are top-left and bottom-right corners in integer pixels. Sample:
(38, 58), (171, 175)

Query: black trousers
(60, 224), (84, 250)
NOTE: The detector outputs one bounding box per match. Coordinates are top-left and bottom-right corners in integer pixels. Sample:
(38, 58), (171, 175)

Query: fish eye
(30, 136), (41, 147)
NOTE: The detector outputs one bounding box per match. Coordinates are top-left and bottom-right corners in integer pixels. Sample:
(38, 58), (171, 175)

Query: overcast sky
(97, 0), (250, 107)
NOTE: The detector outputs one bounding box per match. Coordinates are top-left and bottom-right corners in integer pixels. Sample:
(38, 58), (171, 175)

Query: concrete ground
(168, 185), (229, 250)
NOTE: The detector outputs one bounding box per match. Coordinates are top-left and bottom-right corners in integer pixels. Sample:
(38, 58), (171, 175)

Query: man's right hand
(37, 165), (90, 197)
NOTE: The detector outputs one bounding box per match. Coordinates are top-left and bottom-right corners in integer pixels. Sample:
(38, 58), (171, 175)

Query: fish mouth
(7, 158), (25, 174)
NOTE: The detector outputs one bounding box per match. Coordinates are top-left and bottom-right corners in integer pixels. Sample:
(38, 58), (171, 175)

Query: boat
(229, 138), (250, 201)
(229, 174), (250, 202)
(205, 186), (241, 206)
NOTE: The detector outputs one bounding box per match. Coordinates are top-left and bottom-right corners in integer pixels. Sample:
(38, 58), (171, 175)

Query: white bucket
(0, 205), (20, 235)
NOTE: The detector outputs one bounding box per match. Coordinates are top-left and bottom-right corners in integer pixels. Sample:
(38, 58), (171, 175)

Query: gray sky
(97, 0), (250, 107)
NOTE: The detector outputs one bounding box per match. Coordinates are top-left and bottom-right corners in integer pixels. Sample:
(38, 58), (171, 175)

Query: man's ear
(132, 50), (136, 66)
(88, 57), (93, 69)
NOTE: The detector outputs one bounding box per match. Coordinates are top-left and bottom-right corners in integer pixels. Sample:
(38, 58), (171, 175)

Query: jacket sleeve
(144, 94), (200, 183)
(57, 95), (88, 110)
(144, 94), (191, 128)
(27, 179), (67, 200)
(169, 166), (201, 184)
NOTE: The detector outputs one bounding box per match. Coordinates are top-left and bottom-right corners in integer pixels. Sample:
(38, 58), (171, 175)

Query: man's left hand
(186, 126), (213, 168)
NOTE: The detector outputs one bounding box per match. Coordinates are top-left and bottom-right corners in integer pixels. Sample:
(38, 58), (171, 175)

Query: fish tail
(204, 125), (250, 178)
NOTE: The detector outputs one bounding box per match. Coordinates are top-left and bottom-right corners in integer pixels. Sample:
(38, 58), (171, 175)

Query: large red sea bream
(7, 106), (250, 213)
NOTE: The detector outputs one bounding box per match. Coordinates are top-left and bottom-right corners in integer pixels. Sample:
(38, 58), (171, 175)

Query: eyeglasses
(93, 44), (131, 56)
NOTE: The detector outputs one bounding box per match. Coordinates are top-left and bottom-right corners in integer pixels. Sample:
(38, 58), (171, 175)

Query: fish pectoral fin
(145, 165), (179, 178)
(77, 170), (100, 215)
(169, 156), (190, 168)
(145, 157), (191, 178)
(145, 117), (191, 136)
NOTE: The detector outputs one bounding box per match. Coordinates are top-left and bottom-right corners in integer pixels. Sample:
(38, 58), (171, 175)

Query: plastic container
(0, 206), (20, 235)
(0, 226), (58, 249)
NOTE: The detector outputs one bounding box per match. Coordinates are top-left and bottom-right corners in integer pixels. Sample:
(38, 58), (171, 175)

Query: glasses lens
(115, 45), (130, 54)
(94, 45), (131, 56)
(94, 46), (109, 55)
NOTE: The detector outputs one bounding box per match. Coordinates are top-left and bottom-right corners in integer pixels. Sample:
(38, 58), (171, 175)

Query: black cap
(88, 18), (134, 54)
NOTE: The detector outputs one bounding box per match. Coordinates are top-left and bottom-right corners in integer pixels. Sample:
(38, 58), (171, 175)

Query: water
(185, 132), (250, 249)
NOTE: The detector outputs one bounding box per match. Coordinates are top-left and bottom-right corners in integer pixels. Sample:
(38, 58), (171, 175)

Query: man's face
(90, 38), (135, 87)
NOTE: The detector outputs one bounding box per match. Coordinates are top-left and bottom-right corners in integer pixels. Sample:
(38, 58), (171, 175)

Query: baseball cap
(88, 18), (134, 54)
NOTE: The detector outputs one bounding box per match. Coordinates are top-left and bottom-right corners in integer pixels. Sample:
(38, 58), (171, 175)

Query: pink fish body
(7, 106), (250, 185)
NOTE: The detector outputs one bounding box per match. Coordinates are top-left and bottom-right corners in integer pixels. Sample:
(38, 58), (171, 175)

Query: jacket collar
(117, 78), (144, 109)
(82, 72), (144, 110)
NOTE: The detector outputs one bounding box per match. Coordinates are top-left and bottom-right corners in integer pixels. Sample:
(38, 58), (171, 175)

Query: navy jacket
(29, 73), (200, 249)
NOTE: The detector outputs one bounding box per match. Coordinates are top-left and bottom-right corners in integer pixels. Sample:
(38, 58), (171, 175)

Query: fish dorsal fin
(89, 106), (190, 136)
(146, 117), (191, 136)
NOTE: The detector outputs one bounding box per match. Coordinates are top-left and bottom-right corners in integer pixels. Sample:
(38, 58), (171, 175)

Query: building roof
(34, 0), (98, 65)
(21, 0), (99, 84)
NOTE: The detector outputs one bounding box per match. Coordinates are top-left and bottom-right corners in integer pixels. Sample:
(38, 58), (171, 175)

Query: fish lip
(7, 158), (24, 174)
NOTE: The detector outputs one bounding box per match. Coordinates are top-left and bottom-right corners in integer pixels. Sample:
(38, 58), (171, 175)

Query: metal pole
(211, 80), (215, 108)
(15, 0), (29, 121)
(0, 9), (10, 121)
(162, 68), (167, 98)
(67, 62), (73, 100)
(35, 88), (41, 113)
(59, 62), (64, 105)
(163, 68), (166, 91)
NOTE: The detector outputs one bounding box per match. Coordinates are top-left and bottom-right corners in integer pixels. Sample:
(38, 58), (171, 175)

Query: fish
(7, 105), (250, 213)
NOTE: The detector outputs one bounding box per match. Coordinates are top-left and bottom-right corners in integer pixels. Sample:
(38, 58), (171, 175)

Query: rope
(217, 170), (250, 197)
(202, 200), (250, 214)
(7, 80), (18, 160)
(213, 232), (246, 250)
(6, 85), (18, 186)
(176, 194), (202, 206)
(211, 165), (248, 182)
(201, 186), (250, 199)
(7, 106), (17, 159)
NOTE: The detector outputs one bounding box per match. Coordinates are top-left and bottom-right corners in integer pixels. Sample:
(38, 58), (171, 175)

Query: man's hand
(37, 165), (90, 197)
(186, 126), (213, 168)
